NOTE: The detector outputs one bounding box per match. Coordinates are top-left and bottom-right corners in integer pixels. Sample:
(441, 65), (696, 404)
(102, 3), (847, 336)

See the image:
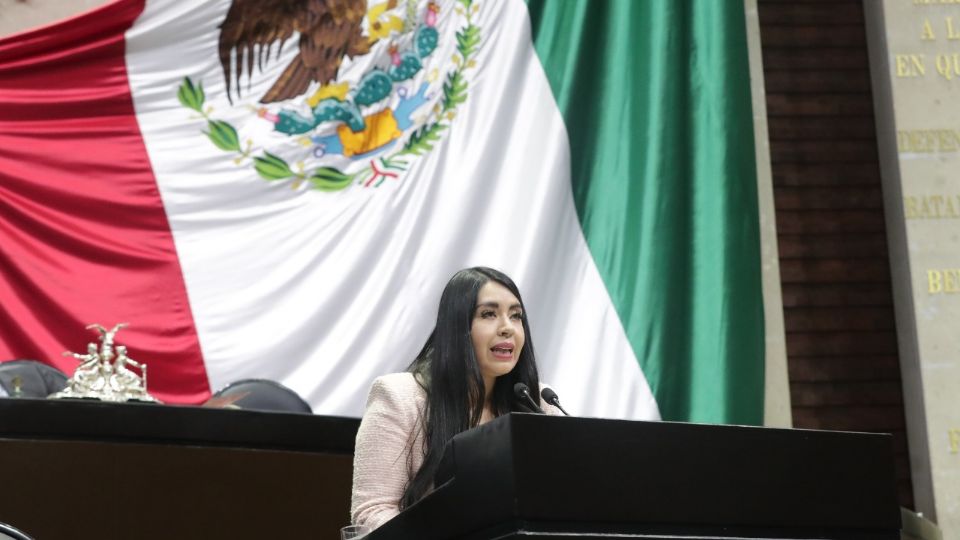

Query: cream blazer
(350, 372), (562, 529)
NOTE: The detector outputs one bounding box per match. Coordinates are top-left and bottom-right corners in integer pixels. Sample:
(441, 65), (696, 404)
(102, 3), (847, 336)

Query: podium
(369, 414), (901, 540)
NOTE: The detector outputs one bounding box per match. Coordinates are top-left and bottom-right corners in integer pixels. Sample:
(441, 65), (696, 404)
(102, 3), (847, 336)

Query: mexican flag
(0, 0), (763, 424)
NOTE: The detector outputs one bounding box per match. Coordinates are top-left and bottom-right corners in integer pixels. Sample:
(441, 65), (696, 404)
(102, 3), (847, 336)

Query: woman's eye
(480, 310), (495, 318)
(511, 312), (523, 320)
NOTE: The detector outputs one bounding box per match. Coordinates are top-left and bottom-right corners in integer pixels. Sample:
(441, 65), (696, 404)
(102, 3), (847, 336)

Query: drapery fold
(0, 0), (211, 402)
(527, 0), (764, 424)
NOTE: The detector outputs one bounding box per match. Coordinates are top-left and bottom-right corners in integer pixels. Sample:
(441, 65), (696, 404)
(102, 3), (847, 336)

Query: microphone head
(540, 387), (558, 403)
(513, 382), (531, 398)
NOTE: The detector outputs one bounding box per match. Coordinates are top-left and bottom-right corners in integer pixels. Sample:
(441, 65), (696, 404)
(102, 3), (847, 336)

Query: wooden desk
(0, 398), (360, 539)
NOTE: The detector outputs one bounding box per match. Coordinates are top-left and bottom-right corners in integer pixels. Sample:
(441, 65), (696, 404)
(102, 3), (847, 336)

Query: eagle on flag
(218, 0), (373, 103)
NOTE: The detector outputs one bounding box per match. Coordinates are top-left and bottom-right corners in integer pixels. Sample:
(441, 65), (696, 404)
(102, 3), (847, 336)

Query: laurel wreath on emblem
(177, 0), (480, 191)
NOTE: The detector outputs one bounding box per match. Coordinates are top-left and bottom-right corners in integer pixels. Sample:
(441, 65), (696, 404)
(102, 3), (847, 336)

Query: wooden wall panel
(758, 0), (914, 508)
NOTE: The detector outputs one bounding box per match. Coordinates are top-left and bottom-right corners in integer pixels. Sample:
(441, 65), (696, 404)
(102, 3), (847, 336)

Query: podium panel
(370, 414), (901, 540)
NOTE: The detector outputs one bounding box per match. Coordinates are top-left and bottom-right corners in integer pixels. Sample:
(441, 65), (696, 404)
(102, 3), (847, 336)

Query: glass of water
(340, 524), (371, 539)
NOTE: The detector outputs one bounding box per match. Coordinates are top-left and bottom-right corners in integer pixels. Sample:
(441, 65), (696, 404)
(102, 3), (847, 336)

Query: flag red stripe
(0, 0), (211, 402)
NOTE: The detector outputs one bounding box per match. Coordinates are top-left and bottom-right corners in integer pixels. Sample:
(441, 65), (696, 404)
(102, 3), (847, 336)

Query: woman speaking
(350, 267), (561, 529)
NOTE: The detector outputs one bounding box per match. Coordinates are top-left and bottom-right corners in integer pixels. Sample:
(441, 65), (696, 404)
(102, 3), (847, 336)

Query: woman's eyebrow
(475, 302), (522, 310)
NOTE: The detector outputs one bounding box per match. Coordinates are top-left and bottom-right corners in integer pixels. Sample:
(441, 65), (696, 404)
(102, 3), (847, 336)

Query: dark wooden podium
(0, 398), (360, 539)
(369, 414), (901, 540)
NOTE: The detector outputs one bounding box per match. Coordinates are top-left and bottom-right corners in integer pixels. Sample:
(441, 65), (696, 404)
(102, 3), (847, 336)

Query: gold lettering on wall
(936, 52), (960, 79)
(946, 270), (959, 292)
(948, 16), (960, 38)
(898, 129), (960, 152)
(927, 269), (960, 293)
(895, 12), (960, 79)
(897, 54), (927, 77)
(929, 270), (942, 293)
(904, 195), (960, 218)
(949, 429), (960, 453)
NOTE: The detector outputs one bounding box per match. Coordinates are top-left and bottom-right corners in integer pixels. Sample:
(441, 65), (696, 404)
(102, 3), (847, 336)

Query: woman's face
(471, 280), (525, 383)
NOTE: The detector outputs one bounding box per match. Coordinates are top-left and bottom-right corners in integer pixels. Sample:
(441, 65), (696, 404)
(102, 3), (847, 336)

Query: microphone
(513, 382), (544, 414)
(540, 387), (570, 416)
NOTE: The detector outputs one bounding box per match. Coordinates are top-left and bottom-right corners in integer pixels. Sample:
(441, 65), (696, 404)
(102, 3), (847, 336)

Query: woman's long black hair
(399, 267), (541, 509)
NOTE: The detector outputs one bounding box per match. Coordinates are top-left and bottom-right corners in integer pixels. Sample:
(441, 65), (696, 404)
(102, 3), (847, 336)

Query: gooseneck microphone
(540, 387), (570, 416)
(513, 382), (544, 413)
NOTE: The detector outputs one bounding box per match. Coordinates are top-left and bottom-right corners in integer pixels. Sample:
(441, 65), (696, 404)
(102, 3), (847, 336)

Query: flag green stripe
(525, 0), (764, 424)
